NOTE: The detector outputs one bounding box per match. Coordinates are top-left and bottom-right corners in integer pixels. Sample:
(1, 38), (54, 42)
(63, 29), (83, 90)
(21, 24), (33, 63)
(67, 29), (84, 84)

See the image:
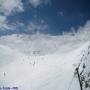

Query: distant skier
(3, 72), (6, 76)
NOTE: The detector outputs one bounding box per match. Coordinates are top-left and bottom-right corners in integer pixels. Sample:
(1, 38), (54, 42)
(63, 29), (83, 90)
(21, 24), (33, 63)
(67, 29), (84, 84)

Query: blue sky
(0, 0), (90, 36)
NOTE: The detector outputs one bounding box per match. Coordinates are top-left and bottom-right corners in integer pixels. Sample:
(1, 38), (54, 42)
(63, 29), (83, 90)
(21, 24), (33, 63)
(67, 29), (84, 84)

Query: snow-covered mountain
(0, 34), (90, 90)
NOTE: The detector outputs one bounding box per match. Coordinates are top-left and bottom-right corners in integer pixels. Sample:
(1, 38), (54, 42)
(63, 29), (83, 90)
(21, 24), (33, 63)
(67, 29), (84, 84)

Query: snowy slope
(0, 35), (90, 90)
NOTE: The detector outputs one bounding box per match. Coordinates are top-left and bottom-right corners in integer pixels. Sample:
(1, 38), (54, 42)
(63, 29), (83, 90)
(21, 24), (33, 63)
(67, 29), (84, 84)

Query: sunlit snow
(0, 34), (90, 90)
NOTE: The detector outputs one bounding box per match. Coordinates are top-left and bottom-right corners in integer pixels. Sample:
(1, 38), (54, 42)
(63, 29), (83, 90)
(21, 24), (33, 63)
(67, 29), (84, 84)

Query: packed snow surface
(0, 34), (90, 90)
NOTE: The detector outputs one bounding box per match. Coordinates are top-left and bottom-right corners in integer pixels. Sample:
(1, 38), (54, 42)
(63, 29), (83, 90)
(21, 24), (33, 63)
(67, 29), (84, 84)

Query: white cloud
(0, 20), (90, 55)
(75, 20), (90, 40)
(29, 0), (51, 8)
(0, 15), (6, 26)
(0, 16), (24, 31)
(0, 15), (9, 29)
(0, 19), (48, 33)
(0, 15), (14, 30)
(0, 0), (24, 30)
(27, 20), (48, 33)
(0, 0), (24, 15)
(63, 20), (90, 37)
(27, 20), (90, 54)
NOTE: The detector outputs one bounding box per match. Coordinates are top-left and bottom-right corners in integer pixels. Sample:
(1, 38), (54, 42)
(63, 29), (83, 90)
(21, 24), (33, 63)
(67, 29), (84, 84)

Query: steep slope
(0, 35), (90, 90)
(76, 42), (90, 90)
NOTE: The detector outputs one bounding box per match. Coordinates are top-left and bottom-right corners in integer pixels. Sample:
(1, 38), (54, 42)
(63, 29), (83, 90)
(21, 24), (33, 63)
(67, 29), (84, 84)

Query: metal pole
(76, 68), (83, 90)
